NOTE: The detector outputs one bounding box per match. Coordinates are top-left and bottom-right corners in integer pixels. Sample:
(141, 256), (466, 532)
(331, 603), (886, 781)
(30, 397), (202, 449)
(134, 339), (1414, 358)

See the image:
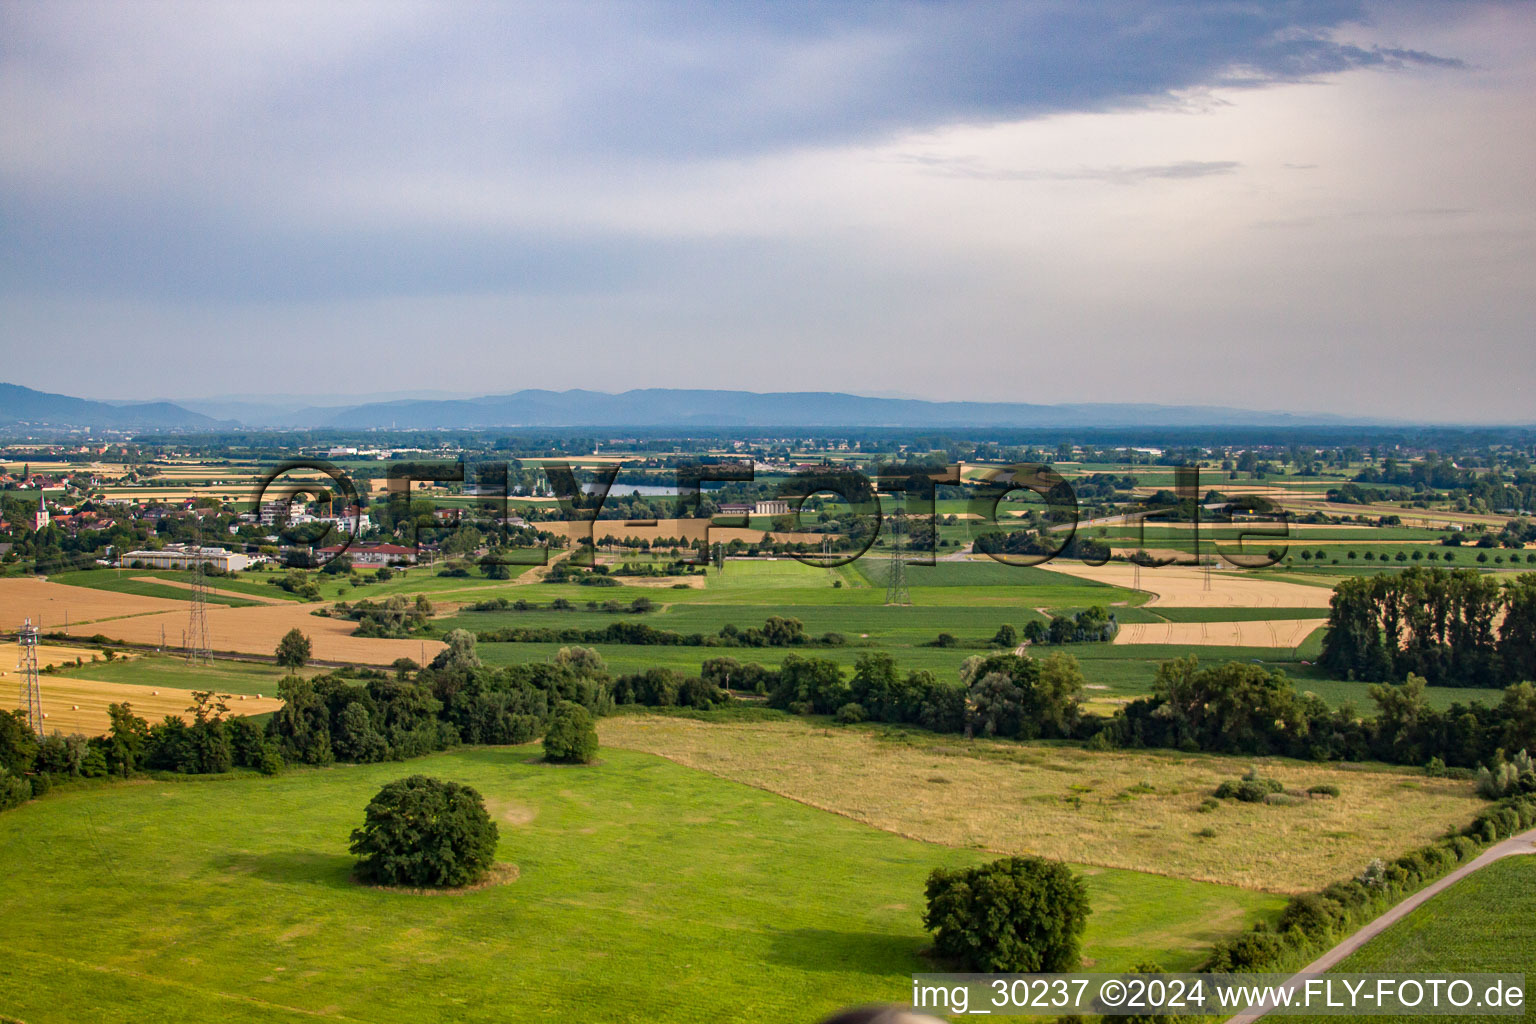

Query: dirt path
(1224, 826), (1536, 1022)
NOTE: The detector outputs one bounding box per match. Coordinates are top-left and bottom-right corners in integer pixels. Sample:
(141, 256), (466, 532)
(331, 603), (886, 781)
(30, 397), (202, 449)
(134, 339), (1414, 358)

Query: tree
(103, 702), (149, 776)
(923, 856), (1090, 972)
(992, 623), (1018, 648)
(479, 554), (512, 580)
(0, 709), (39, 776)
(275, 628), (312, 670)
(349, 775), (498, 888)
(431, 629), (481, 671)
(543, 700), (599, 764)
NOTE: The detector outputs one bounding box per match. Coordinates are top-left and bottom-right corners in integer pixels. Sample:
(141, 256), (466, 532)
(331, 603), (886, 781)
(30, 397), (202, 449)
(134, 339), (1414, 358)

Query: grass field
(48, 569), (263, 608)
(0, 746), (1284, 1023)
(598, 713), (1485, 893)
(1291, 855), (1536, 1024)
(47, 651), (300, 696)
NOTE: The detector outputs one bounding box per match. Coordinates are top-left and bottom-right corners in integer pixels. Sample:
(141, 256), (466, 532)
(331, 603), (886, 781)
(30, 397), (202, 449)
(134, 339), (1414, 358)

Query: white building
(120, 544), (252, 572)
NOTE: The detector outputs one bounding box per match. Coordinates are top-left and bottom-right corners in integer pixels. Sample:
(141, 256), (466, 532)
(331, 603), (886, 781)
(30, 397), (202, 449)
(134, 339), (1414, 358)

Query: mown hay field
(18, 677), (282, 735)
(89, 602), (445, 666)
(599, 715), (1484, 893)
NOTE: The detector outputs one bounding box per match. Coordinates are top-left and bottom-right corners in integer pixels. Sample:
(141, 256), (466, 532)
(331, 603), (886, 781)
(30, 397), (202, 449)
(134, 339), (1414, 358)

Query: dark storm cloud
(0, 1), (1464, 302)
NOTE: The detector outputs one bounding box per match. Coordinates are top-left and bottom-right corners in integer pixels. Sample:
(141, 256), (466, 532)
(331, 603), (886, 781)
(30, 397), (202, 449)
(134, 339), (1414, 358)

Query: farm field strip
(1036, 562), (1336, 608)
(1112, 619), (1326, 647)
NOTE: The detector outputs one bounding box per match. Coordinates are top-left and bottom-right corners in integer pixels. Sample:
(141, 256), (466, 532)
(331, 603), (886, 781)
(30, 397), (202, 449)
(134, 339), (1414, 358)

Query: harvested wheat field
(600, 716), (1482, 893)
(1113, 619), (1326, 647)
(11, 678), (283, 736)
(0, 576), (184, 627)
(536, 518), (824, 546)
(84, 603), (444, 666)
(1038, 561), (1334, 608)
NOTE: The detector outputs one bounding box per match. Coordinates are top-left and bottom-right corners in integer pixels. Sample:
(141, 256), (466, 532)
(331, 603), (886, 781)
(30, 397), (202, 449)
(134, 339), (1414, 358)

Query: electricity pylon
(884, 514), (910, 606)
(18, 618), (43, 736)
(185, 518), (212, 665)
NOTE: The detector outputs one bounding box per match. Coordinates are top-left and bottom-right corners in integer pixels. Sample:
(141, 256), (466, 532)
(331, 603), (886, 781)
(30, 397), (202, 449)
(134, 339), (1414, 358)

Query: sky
(1, 1), (1533, 422)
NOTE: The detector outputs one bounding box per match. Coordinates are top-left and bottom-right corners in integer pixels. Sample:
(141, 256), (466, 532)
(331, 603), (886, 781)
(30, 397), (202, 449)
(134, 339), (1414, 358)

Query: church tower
(33, 490), (49, 532)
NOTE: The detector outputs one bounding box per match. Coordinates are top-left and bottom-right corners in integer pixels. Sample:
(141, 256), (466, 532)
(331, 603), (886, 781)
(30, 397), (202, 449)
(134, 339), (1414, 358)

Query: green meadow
(0, 746), (1283, 1024)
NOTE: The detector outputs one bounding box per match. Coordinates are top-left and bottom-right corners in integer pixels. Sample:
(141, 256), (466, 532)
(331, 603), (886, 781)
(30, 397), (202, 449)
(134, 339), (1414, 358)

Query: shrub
(543, 701), (599, 764)
(834, 702), (866, 725)
(1205, 930), (1287, 971)
(0, 770), (30, 812)
(1214, 770), (1284, 803)
(923, 855), (1089, 972)
(349, 775), (498, 888)
(1306, 784), (1341, 798)
(1278, 893), (1344, 936)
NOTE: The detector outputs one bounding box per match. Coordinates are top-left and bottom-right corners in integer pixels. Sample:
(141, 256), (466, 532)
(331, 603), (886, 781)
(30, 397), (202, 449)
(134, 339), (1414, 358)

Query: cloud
(897, 155), (1243, 184)
(1, 0), (1529, 423)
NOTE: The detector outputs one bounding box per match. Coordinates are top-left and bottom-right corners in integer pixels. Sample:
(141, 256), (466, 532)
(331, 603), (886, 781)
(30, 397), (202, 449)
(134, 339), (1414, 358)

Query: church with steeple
(33, 490), (49, 532)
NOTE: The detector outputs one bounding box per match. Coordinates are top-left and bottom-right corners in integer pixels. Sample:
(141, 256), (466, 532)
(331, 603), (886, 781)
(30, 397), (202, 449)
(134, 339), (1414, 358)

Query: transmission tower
(884, 514), (910, 606)
(18, 618), (43, 737)
(185, 518), (213, 665)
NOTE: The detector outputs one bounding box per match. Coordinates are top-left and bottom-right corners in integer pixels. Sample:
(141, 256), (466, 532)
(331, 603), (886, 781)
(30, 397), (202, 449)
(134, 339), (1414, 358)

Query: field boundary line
(5, 947), (377, 1023)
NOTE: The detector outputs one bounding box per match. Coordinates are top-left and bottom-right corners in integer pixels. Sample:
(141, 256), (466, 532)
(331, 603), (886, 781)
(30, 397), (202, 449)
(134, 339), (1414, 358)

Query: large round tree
(923, 855), (1089, 972)
(349, 775), (498, 888)
(543, 701), (599, 764)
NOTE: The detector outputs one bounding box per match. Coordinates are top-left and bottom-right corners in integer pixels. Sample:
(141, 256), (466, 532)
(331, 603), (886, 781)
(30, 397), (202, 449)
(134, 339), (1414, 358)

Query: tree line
(1320, 568), (1536, 688)
(474, 614), (848, 649)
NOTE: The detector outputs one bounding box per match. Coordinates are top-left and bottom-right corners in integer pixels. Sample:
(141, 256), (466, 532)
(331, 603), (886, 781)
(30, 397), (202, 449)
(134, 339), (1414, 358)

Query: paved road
(1224, 826), (1536, 1023)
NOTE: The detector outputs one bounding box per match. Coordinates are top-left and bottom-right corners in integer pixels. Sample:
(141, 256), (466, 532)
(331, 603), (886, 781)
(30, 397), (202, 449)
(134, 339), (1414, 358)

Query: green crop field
(48, 568), (262, 608)
(0, 746), (1283, 1023)
(1290, 856), (1536, 1024)
(47, 651), (301, 696)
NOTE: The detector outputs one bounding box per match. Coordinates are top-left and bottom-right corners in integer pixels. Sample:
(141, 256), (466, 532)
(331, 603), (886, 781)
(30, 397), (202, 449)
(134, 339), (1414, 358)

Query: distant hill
(1, 382), (1388, 432)
(314, 388), (1375, 430)
(0, 383), (225, 431)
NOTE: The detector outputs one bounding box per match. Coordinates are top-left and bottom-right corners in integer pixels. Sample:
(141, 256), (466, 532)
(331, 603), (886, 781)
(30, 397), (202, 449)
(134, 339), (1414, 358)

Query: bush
(1306, 784), (1341, 798)
(349, 775), (498, 888)
(543, 701), (599, 764)
(834, 702), (866, 725)
(1214, 770), (1284, 803)
(0, 770), (29, 812)
(923, 855), (1089, 972)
